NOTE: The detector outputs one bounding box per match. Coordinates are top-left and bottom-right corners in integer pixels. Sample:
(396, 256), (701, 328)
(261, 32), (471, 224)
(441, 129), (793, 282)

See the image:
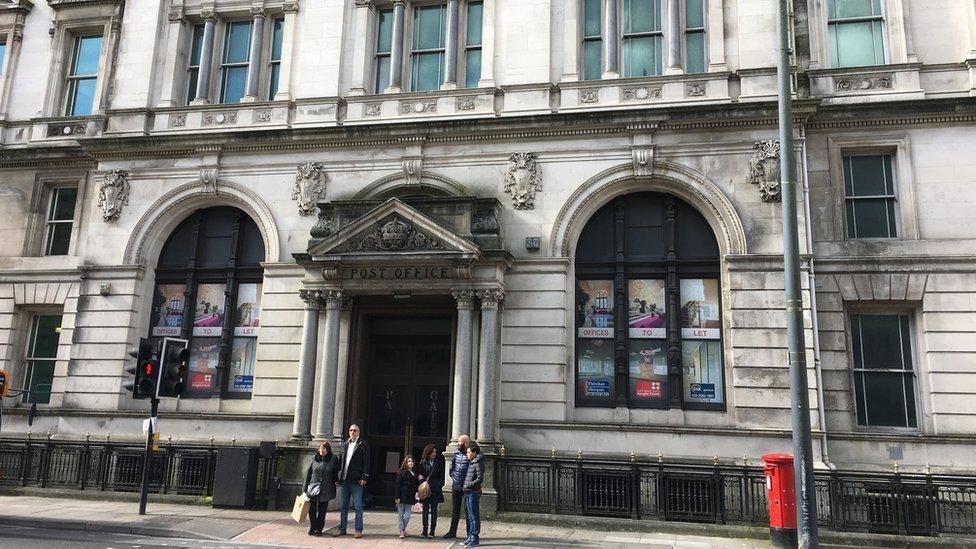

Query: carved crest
(504, 152), (542, 210)
(346, 217), (444, 252)
(293, 162), (327, 216)
(748, 140), (782, 203)
(97, 170), (129, 222)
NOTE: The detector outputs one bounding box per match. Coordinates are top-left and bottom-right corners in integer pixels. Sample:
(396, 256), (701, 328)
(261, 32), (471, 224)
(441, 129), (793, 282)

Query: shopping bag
(411, 502), (423, 513)
(292, 494), (310, 523)
(417, 481), (431, 501)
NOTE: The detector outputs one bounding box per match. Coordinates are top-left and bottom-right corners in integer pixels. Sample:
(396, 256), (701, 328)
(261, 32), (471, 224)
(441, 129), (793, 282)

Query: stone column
(192, 10), (218, 104)
(157, 9), (188, 107)
(314, 290), (345, 440)
(451, 290), (476, 439)
(348, 0), (374, 96)
(665, 0), (683, 75)
(706, 0), (727, 71)
(292, 289), (322, 440)
(242, 7), (267, 102)
(274, 1), (300, 100)
(332, 300), (354, 440)
(475, 288), (504, 444)
(442, 0), (460, 89)
(602, 0), (619, 78)
(561, 0), (581, 82)
(387, 0), (406, 92)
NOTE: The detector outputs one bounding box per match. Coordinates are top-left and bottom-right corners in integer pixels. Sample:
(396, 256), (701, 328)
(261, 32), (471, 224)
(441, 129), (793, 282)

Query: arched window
(149, 207), (265, 399)
(575, 192), (724, 410)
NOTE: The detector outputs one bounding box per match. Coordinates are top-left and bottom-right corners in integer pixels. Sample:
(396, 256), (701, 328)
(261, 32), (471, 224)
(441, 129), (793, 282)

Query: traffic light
(124, 339), (158, 399)
(0, 369), (9, 398)
(157, 338), (189, 398)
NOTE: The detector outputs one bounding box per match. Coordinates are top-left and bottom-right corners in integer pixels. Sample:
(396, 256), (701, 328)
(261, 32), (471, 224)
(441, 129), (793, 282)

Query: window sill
(808, 63), (924, 103)
(559, 72), (732, 111)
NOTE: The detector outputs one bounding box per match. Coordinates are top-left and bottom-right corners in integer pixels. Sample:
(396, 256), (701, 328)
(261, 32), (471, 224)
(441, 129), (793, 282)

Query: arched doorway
(574, 192), (724, 410)
(148, 206), (266, 399)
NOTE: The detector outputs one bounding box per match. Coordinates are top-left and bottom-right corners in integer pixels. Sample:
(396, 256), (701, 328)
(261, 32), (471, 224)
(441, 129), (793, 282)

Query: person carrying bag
(303, 441), (340, 536)
(417, 443), (445, 538)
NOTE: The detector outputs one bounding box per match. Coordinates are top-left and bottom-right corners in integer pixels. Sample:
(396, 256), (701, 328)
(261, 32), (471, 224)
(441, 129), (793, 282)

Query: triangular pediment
(308, 198), (481, 259)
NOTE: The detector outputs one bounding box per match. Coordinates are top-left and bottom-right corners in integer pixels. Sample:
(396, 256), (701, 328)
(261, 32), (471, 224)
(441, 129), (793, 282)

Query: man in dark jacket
(442, 434), (470, 539)
(462, 441), (485, 547)
(334, 424), (370, 538)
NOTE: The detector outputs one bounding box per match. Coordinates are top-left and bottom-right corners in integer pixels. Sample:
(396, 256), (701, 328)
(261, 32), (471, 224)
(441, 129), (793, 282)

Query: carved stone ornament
(292, 162), (327, 216)
(201, 8), (218, 21)
(97, 170), (129, 222)
(311, 214), (337, 237)
(346, 217), (444, 252)
(836, 75), (893, 92)
(402, 157), (423, 186)
(632, 146), (655, 177)
(253, 110), (272, 123)
(456, 97), (476, 111)
(168, 6), (185, 23)
(169, 114), (186, 127)
(282, 1), (300, 13)
(452, 289), (477, 309)
(354, 0), (374, 7)
(400, 100), (436, 114)
(504, 152), (542, 210)
(202, 112), (237, 125)
(477, 288), (506, 309)
(622, 86), (661, 102)
(298, 289), (323, 308)
(364, 103), (382, 117)
(199, 168), (218, 194)
(686, 82), (707, 97)
(47, 122), (86, 137)
(579, 89), (599, 103)
(472, 207), (499, 233)
(748, 140), (782, 203)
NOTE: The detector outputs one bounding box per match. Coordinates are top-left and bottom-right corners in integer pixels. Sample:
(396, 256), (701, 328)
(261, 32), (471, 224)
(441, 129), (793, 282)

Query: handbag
(306, 482), (321, 497)
(417, 480), (431, 501)
(411, 501), (423, 513)
(291, 494), (310, 523)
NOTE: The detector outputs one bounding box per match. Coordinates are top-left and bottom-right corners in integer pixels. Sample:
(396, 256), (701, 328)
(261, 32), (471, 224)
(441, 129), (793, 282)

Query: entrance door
(365, 317), (452, 508)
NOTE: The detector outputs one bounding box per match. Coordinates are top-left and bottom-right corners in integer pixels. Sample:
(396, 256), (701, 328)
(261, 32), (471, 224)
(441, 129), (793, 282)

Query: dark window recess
(851, 314), (918, 429)
(23, 314), (62, 405)
(844, 154), (897, 239)
(575, 192), (724, 410)
(150, 207), (265, 399)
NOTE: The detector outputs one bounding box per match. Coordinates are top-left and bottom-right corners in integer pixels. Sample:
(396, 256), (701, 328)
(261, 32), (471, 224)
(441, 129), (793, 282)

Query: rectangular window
(220, 21), (252, 104)
(844, 154), (897, 239)
(463, 1), (483, 88)
(64, 35), (102, 116)
(628, 279), (668, 405)
(0, 42), (7, 76)
(850, 314), (918, 429)
(582, 0), (603, 80)
(622, 0), (663, 77)
(679, 279), (724, 406)
(268, 18), (284, 99)
(827, 0), (885, 68)
(185, 24), (205, 104)
(684, 0), (706, 73)
(375, 9), (394, 93)
(411, 4), (446, 92)
(576, 279), (616, 404)
(23, 314), (62, 405)
(43, 187), (78, 256)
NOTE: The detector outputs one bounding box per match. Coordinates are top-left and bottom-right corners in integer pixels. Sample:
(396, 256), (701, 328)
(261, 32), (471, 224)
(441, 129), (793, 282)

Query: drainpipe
(799, 126), (834, 470)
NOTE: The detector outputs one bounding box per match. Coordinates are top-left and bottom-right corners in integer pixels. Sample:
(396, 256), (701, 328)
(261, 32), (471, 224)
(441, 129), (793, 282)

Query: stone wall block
(834, 274), (858, 301)
(871, 273), (891, 301)
(891, 273), (909, 300)
(907, 273), (928, 301)
(852, 274), (873, 300)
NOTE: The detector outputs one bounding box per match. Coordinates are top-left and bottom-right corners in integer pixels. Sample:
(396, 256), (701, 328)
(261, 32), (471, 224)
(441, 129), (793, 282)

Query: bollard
(762, 453), (797, 548)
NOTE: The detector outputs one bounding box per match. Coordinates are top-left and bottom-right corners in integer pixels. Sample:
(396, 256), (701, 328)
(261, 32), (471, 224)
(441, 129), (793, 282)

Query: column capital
(477, 288), (505, 309)
(453, 289), (477, 309)
(298, 289), (323, 308)
(392, 0), (406, 5)
(168, 7), (186, 24)
(354, 0), (374, 8)
(201, 8), (218, 21)
(250, 6), (269, 18)
(324, 289), (348, 309)
(283, 1), (300, 13)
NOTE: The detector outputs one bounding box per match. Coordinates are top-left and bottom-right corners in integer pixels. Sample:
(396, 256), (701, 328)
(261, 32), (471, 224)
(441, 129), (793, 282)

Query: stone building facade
(2, 0), (976, 510)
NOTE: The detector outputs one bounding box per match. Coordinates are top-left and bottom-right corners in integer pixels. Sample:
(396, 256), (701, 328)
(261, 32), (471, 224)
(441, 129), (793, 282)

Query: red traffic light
(142, 362), (155, 377)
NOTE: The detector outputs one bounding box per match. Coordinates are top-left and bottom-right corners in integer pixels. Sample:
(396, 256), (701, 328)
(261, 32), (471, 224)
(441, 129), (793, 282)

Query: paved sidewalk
(0, 494), (772, 548)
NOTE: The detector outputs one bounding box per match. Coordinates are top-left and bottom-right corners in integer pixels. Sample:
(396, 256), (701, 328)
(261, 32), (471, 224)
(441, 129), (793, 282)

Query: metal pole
(138, 397), (158, 516)
(776, 0), (818, 546)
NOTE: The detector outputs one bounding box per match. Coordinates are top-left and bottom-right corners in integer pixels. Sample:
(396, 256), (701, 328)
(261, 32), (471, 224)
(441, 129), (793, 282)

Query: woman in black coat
(417, 443), (445, 538)
(303, 441), (340, 536)
(394, 456), (420, 538)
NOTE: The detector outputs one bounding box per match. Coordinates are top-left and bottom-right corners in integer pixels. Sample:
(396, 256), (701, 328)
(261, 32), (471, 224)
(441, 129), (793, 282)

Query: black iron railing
(498, 454), (976, 537)
(0, 436), (278, 505)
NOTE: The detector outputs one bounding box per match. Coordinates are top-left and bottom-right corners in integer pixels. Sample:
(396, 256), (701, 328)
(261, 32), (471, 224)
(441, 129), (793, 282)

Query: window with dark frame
(581, 0), (602, 80)
(684, 0), (706, 73)
(463, 1), (483, 88)
(843, 153), (897, 239)
(622, 0), (663, 77)
(185, 24), (205, 104)
(850, 313), (918, 429)
(64, 34), (102, 116)
(268, 18), (284, 98)
(219, 21), (253, 104)
(827, 0), (885, 68)
(43, 187), (78, 256)
(575, 192), (724, 409)
(375, 8), (394, 93)
(149, 207), (265, 399)
(22, 314), (62, 405)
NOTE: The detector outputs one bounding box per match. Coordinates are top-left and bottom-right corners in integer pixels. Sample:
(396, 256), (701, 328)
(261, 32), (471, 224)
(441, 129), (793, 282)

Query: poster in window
(628, 279), (666, 339)
(680, 279), (721, 339)
(151, 285), (186, 336)
(228, 337), (256, 393)
(234, 283), (262, 337)
(193, 283), (226, 337)
(628, 339), (667, 402)
(576, 280), (614, 338)
(577, 338), (614, 399)
(682, 339), (724, 405)
(187, 337), (220, 394)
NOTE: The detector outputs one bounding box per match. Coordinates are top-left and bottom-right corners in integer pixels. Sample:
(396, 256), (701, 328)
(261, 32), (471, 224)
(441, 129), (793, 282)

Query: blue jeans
(396, 503), (412, 531)
(464, 491), (481, 542)
(338, 481), (364, 533)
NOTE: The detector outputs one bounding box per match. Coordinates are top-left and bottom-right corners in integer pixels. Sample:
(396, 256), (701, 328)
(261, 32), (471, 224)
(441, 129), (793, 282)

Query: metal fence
(498, 454), (976, 537)
(0, 436), (278, 505)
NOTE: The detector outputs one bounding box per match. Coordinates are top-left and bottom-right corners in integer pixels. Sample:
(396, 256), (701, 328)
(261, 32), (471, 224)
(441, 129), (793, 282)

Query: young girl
(394, 455), (420, 539)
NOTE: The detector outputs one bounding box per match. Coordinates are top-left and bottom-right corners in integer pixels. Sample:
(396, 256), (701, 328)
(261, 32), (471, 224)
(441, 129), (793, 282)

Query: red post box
(762, 453), (798, 548)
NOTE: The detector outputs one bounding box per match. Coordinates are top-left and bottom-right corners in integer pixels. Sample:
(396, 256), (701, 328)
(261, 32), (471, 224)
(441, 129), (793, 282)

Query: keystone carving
(504, 152), (542, 210)
(632, 146), (655, 177)
(402, 157), (423, 186)
(97, 170), (129, 222)
(293, 162), (327, 216)
(199, 168), (218, 194)
(345, 217), (444, 252)
(748, 140), (782, 203)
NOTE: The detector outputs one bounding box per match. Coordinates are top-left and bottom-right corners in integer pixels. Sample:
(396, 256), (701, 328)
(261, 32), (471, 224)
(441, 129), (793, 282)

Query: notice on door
(385, 451), (401, 474)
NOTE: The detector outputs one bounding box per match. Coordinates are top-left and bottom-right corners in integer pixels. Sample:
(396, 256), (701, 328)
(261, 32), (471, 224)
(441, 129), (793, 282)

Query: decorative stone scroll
(748, 140), (782, 203)
(504, 152), (542, 210)
(836, 75), (893, 92)
(97, 170), (129, 222)
(456, 97), (476, 111)
(621, 86), (661, 102)
(579, 89), (599, 103)
(632, 146), (655, 177)
(345, 217), (444, 252)
(293, 162), (327, 216)
(400, 100), (437, 114)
